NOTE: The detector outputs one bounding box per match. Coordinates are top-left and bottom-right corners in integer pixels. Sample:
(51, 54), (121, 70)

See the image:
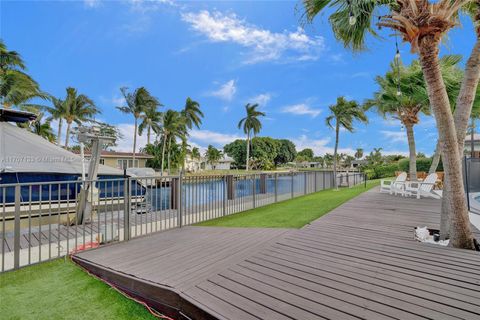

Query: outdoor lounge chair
(380, 172), (407, 195)
(404, 173), (441, 199)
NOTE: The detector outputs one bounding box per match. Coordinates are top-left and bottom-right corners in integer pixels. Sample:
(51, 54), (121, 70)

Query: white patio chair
(404, 173), (440, 199)
(380, 172), (407, 195)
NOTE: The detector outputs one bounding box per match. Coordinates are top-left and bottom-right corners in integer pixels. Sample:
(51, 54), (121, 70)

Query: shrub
(363, 169), (376, 180)
(398, 157), (443, 173)
(373, 164), (398, 179)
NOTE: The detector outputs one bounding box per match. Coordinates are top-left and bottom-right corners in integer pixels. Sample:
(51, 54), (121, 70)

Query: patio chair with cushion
(380, 172), (407, 195)
(404, 173), (440, 199)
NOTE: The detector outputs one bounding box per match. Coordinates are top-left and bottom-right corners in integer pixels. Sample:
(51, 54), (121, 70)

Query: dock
(73, 188), (480, 319)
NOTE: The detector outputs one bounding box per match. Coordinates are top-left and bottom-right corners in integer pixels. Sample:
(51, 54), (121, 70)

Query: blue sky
(2, 0), (477, 156)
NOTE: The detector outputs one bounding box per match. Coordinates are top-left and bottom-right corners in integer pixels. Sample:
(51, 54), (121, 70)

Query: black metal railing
(0, 170), (365, 272)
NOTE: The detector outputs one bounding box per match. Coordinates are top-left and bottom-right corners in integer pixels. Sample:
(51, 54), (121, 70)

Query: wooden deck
(73, 188), (480, 320)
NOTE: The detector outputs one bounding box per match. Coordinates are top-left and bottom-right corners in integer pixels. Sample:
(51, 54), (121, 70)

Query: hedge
(398, 157), (443, 172)
(373, 164), (398, 179)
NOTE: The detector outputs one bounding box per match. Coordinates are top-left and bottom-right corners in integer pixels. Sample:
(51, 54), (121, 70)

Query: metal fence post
(123, 178), (131, 241)
(291, 172), (294, 198)
(364, 173), (367, 188)
(323, 171), (326, 190)
(464, 156), (471, 212)
(304, 172), (307, 195)
(274, 173), (278, 202)
(252, 174), (256, 209)
(178, 172), (183, 227)
(314, 171), (318, 192)
(223, 175), (227, 216)
(14, 185), (21, 269)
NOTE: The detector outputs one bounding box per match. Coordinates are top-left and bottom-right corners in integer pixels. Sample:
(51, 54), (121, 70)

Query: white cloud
(190, 129), (242, 146)
(128, 0), (175, 13)
(115, 123), (149, 152)
(380, 149), (409, 156)
(292, 135), (356, 156)
(84, 0), (101, 8)
(112, 96), (126, 106)
(181, 10), (325, 64)
(249, 93), (271, 107)
(381, 130), (406, 143)
(208, 80), (237, 101)
(281, 103), (321, 118)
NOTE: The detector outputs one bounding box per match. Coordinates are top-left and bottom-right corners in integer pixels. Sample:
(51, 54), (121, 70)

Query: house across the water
(74, 151), (154, 169)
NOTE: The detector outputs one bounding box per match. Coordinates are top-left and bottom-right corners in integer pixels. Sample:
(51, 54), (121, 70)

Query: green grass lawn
(0, 259), (156, 320)
(197, 179), (379, 228)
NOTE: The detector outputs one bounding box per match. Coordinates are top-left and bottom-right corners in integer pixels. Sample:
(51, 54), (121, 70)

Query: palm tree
(367, 55), (465, 180)
(0, 40), (48, 108)
(326, 97), (367, 189)
(237, 103), (266, 171)
(180, 98), (203, 171)
(31, 112), (56, 143)
(181, 97), (204, 130)
(302, 0), (478, 248)
(63, 87), (98, 148)
(139, 104), (163, 145)
(160, 109), (186, 175)
(354, 148), (364, 160)
(117, 87), (159, 161)
(191, 147), (201, 161)
(205, 145), (222, 169)
(45, 97), (67, 145)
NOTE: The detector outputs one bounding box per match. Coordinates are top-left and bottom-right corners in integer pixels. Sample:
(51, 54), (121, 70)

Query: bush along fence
(0, 170), (365, 272)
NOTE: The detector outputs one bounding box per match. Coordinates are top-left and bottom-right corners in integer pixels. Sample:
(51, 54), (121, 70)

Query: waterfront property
(72, 188), (480, 319)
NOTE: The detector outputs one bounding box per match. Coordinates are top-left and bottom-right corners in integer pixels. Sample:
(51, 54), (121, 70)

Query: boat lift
(75, 126), (116, 224)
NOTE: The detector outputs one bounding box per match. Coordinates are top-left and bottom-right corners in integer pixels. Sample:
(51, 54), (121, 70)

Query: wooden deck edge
(71, 255), (218, 320)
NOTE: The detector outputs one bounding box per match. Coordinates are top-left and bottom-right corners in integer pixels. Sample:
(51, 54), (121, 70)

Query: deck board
(73, 188), (480, 319)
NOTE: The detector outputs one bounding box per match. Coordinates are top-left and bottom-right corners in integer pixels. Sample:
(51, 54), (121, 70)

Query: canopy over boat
(0, 121), (123, 176)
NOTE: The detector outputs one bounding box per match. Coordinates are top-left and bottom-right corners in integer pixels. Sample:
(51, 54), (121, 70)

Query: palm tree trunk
(246, 131), (250, 171)
(167, 136), (172, 174)
(133, 117), (138, 163)
(333, 123), (339, 189)
(418, 40), (474, 249)
(57, 119), (63, 145)
(405, 123), (417, 181)
(147, 126), (151, 145)
(65, 121), (71, 148)
(161, 135), (167, 176)
(453, 38), (480, 157)
(429, 140), (441, 174)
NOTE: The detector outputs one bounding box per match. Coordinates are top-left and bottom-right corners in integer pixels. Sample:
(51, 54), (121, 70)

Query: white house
(184, 154), (202, 173)
(202, 156), (234, 171)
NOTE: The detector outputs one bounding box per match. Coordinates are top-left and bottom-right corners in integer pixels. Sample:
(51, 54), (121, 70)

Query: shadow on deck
(73, 188), (480, 320)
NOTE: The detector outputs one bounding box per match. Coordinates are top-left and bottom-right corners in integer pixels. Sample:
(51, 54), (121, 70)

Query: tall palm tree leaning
(364, 56), (463, 180)
(139, 102), (163, 145)
(238, 103), (266, 171)
(0, 40), (48, 108)
(117, 87), (159, 162)
(63, 87), (98, 148)
(180, 97), (204, 170)
(302, 0), (480, 249)
(326, 97), (367, 189)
